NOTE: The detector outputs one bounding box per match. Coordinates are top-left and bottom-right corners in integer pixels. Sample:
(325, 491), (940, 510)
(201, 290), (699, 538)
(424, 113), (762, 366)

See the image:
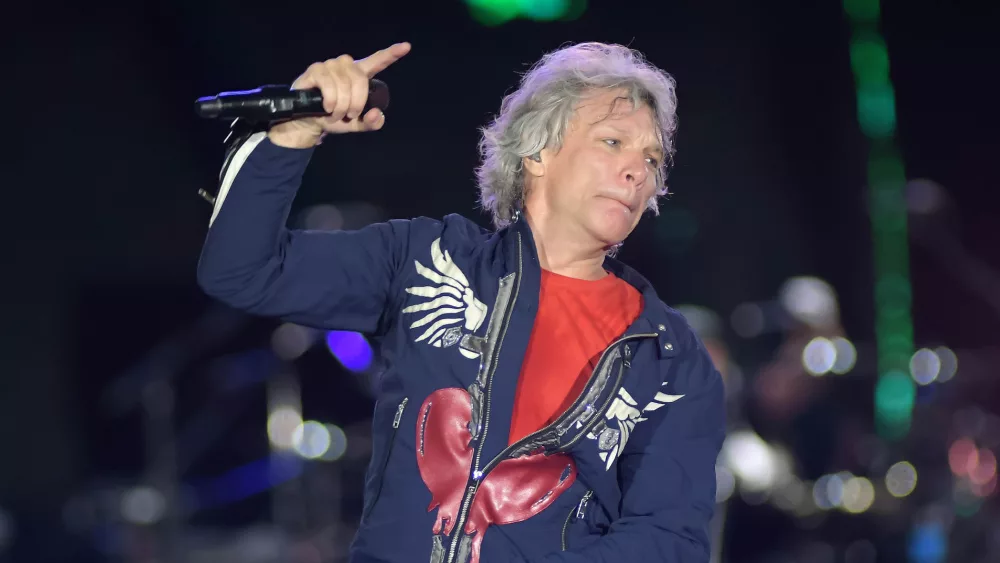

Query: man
(198, 41), (725, 563)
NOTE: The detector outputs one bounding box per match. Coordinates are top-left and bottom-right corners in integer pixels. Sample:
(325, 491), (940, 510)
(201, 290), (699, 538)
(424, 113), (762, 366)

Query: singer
(197, 41), (725, 563)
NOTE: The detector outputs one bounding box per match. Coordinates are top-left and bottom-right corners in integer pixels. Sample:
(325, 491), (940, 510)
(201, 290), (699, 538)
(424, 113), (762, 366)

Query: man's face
(526, 89), (663, 249)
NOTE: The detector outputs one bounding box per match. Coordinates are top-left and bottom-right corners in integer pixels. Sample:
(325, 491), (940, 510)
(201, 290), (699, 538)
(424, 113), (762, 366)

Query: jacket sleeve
(531, 345), (726, 563)
(196, 131), (412, 333)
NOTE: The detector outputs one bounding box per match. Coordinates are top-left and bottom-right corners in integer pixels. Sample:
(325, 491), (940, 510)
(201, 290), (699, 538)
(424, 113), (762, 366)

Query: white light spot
(271, 323), (317, 361)
(722, 430), (780, 492)
(779, 276), (839, 330)
(935, 346), (958, 382)
(268, 407), (303, 450)
(831, 337), (857, 374)
(320, 424), (348, 462)
(292, 421), (331, 460)
(120, 486), (166, 525)
(803, 337), (837, 376)
(886, 461), (918, 497)
(841, 477), (875, 514)
(813, 474), (841, 510)
(910, 348), (941, 385)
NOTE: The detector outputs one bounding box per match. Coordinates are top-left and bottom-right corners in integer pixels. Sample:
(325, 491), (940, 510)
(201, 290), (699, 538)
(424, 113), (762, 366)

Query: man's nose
(623, 153), (649, 187)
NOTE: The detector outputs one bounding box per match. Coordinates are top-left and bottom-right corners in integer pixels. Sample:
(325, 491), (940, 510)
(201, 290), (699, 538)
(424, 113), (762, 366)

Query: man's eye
(646, 157), (660, 167)
(603, 139), (620, 147)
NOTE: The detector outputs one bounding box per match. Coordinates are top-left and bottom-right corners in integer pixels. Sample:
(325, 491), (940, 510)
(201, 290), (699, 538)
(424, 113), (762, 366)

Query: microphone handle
(296, 78), (391, 117)
(195, 79), (389, 121)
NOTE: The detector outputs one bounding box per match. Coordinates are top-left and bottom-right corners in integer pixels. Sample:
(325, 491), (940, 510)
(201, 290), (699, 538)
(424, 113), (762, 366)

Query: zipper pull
(576, 491), (593, 520)
(392, 398), (409, 428)
(622, 345), (632, 368)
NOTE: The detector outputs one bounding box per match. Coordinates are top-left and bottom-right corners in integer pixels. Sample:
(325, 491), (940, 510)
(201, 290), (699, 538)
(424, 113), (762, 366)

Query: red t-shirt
(508, 269), (644, 445)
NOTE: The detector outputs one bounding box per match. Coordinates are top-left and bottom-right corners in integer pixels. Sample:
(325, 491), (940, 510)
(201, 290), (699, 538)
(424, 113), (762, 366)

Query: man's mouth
(602, 196), (634, 214)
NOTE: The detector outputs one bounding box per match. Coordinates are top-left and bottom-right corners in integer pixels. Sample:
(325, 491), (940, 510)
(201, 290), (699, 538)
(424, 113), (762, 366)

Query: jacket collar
(503, 215), (682, 360)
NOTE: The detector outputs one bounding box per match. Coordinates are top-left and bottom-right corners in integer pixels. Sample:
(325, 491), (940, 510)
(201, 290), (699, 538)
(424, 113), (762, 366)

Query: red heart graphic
(416, 388), (577, 563)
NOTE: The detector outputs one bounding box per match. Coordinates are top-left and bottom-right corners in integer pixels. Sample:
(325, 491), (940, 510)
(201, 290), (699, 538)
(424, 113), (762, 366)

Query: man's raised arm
(196, 43), (414, 333)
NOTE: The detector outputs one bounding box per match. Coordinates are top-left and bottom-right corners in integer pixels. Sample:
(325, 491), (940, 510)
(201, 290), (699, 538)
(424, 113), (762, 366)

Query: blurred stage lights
(267, 407), (303, 450)
(463, 0), (586, 26)
(886, 461), (918, 498)
(844, 0), (916, 440)
(842, 476), (876, 514)
(292, 421), (332, 460)
(326, 330), (374, 372)
(802, 336), (857, 376)
(271, 323), (318, 361)
(120, 486), (166, 525)
(720, 430), (792, 494)
(271, 324), (375, 373)
(909, 348), (940, 385)
(811, 472), (876, 514)
(948, 438), (997, 496)
(780, 276), (840, 330)
(907, 346), (957, 386)
(267, 407), (348, 462)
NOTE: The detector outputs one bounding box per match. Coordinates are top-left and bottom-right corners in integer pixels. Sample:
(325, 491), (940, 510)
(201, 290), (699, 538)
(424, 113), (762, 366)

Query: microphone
(195, 79), (390, 121)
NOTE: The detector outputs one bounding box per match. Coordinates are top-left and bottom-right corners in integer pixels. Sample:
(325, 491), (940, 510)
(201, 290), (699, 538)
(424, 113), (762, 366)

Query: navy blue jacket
(197, 132), (726, 563)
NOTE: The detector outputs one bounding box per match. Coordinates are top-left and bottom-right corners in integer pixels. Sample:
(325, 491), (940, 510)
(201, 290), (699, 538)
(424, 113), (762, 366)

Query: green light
(875, 370), (915, 436)
(519, 0), (570, 20)
(464, 0), (580, 25)
(856, 84), (897, 138)
(845, 1), (915, 440)
(844, 0), (880, 22)
(466, 0), (521, 26)
(850, 35), (890, 88)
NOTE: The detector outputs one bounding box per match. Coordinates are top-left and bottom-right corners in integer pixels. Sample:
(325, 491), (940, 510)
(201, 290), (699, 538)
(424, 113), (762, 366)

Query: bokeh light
(910, 348), (941, 386)
(886, 461), (918, 497)
(842, 477), (876, 514)
(292, 421), (331, 460)
(326, 331), (374, 372)
(803, 337), (837, 376)
(831, 337), (858, 374)
(948, 439), (978, 476)
(267, 407), (303, 450)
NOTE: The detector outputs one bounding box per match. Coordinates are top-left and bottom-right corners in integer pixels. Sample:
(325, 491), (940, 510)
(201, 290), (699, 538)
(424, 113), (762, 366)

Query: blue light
(908, 521), (947, 563)
(191, 454), (303, 509)
(326, 331), (374, 372)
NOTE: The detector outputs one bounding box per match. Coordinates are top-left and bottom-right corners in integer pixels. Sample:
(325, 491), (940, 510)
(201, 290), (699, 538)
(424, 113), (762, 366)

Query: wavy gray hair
(476, 42), (679, 229)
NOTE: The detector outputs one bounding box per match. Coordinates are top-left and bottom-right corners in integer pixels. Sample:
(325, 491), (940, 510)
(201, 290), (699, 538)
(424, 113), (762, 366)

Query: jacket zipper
(445, 233), (524, 563)
(446, 329), (652, 562)
(367, 397), (408, 519)
(444, 230), (654, 562)
(561, 490), (593, 550)
(479, 332), (654, 476)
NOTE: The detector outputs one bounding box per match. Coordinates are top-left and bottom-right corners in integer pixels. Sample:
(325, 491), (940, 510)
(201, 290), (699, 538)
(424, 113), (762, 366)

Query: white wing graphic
(596, 383), (685, 470)
(401, 238), (487, 358)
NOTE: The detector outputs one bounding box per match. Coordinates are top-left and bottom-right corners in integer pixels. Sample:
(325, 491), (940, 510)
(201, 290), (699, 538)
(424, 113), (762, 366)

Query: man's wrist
(267, 128), (323, 149)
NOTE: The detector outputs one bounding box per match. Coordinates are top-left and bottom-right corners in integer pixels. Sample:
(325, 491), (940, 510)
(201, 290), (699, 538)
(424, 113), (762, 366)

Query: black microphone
(195, 79), (390, 121)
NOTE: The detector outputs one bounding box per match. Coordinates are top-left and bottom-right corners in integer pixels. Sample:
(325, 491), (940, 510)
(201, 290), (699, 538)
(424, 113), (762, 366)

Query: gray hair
(476, 42), (679, 229)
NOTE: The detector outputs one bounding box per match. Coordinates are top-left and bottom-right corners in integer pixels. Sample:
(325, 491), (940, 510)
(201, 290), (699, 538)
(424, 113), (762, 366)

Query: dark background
(5, 0), (999, 561)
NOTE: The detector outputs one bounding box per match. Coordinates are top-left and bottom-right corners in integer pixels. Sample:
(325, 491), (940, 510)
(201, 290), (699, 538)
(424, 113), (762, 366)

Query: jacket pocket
(363, 397), (408, 520)
(560, 489), (593, 551)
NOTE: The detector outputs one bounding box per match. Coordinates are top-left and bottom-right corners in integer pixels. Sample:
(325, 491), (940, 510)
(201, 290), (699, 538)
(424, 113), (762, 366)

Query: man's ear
(523, 152), (544, 177)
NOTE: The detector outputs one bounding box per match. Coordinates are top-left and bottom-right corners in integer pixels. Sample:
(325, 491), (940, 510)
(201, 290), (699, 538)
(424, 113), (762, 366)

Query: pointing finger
(356, 42), (411, 77)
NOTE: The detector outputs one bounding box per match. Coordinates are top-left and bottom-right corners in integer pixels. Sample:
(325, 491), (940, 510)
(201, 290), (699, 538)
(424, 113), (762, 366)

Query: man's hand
(268, 42), (412, 148)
